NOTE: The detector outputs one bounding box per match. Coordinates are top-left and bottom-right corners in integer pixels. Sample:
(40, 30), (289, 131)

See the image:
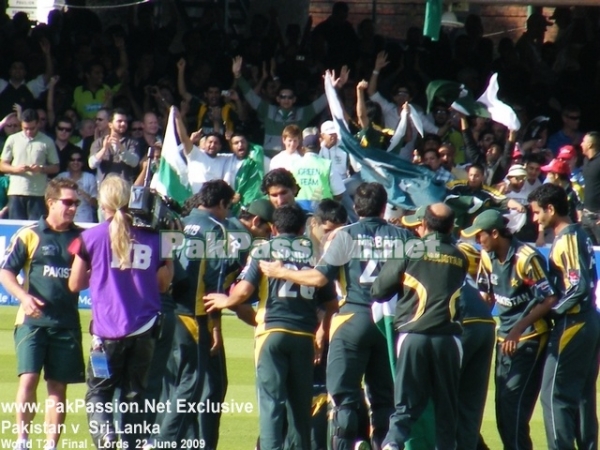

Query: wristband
(372, 70), (380, 75)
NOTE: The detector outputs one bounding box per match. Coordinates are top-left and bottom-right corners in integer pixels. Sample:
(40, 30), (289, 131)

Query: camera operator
(68, 175), (173, 449)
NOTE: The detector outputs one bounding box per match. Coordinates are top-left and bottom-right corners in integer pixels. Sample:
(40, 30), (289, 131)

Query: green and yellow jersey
(548, 224), (597, 316)
(176, 209), (233, 317)
(315, 217), (412, 312)
(477, 238), (556, 340)
(1, 218), (82, 328)
(239, 234), (336, 338)
(371, 233), (467, 335)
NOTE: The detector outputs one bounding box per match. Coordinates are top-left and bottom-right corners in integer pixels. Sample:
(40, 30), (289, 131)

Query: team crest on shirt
(511, 278), (519, 287)
(41, 245), (58, 256)
(568, 270), (580, 286)
(490, 274), (498, 285)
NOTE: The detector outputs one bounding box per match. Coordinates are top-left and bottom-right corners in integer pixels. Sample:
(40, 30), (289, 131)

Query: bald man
(371, 203), (469, 450)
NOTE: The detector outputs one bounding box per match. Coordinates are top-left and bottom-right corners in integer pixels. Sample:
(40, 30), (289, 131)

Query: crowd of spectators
(0, 2), (598, 244)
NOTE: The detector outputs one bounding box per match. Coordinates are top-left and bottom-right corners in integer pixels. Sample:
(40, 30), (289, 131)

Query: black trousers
(86, 329), (156, 448)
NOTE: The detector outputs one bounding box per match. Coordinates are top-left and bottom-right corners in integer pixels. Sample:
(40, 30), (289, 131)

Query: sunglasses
(55, 198), (80, 207)
(70, 157), (82, 162)
(57, 126), (72, 132)
(131, 127), (143, 131)
(279, 95), (294, 100)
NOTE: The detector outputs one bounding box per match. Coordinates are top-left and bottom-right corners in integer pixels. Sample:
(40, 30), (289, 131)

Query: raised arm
(40, 37), (53, 86)
(174, 107), (194, 154)
(368, 51), (389, 98)
(113, 35), (129, 81)
(356, 80), (370, 130)
(46, 76), (59, 128)
(177, 58), (193, 102)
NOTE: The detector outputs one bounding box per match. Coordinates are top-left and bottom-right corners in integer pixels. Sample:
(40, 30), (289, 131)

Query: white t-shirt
(186, 145), (231, 193)
(269, 151), (302, 172)
(222, 155), (271, 187)
(519, 178), (542, 199)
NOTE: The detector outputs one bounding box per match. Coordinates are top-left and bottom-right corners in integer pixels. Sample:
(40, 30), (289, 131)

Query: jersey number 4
(359, 260), (381, 283)
(278, 264), (316, 299)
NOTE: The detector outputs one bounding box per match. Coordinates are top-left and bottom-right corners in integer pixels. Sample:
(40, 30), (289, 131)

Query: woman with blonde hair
(68, 174), (173, 449)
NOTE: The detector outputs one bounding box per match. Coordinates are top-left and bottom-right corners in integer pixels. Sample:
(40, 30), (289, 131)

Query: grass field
(0, 306), (590, 449)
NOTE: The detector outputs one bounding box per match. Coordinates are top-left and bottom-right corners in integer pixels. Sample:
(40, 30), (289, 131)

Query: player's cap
(557, 145), (576, 160)
(541, 158), (571, 176)
(506, 164), (527, 178)
(246, 199), (275, 223)
(461, 209), (506, 238)
(401, 205), (427, 228)
(320, 120), (338, 135)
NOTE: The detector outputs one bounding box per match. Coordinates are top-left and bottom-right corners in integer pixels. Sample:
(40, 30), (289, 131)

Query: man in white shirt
(318, 120), (348, 180)
(519, 154), (543, 198)
(185, 132), (229, 193)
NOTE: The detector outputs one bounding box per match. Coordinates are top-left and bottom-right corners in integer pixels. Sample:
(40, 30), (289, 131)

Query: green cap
(246, 199), (275, 223)
(461, 209), (506, 238)
(426, 80), (464, 113)
(401, 206), (427, 228)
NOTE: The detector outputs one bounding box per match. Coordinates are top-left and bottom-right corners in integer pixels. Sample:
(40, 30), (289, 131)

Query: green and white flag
(153, 107), (193, 206)
(372, 296), (397, 376)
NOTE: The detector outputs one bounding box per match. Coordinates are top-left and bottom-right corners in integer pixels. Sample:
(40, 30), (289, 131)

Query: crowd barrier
(0, 220), (598, 310)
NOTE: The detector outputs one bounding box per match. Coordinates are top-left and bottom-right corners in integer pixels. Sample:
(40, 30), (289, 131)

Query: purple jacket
(78, 222), (162, 338)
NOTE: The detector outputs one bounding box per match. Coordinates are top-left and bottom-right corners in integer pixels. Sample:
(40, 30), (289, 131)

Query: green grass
(0, 306), (593, 449)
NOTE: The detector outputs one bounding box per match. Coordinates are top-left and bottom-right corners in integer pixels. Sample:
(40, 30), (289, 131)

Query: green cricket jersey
(315, 217), (412, 312)
(477, 237), (556, 339)
(548, 223), (597, 316)
(371, 233), (467, 334)
(2, 217), (82, 328)
(175, 209), (231, 316)
(240, 234), (336, 337)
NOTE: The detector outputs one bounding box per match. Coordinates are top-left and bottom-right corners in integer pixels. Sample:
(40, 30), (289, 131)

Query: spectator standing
(292, 131), (345, 213)
(232, 58), (345, 154)
(72, 61), (118, 120)
(547, 105), (583, 155)
(88, 108), (141, 185)
(53, 117), (80, 174)
(0, 109), (59, 220)
(58, 149), (98, 223)
(580, 132), (600, 244)
(0, 38), (53, 118)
